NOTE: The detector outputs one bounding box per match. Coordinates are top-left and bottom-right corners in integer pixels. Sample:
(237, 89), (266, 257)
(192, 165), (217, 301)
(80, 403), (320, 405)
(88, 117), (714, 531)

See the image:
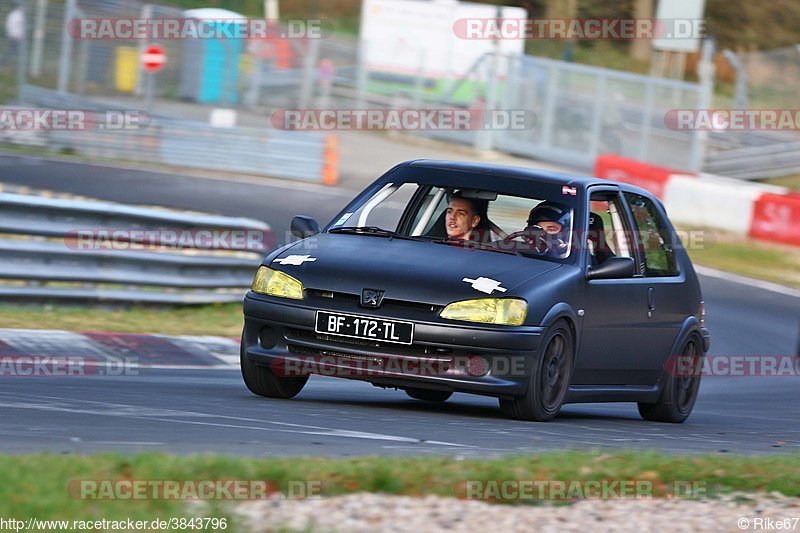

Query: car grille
(307, 289), (442, 314)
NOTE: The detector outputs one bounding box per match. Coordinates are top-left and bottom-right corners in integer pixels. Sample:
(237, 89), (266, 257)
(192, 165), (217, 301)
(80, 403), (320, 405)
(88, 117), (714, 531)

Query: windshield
(328, 179), (577, 262)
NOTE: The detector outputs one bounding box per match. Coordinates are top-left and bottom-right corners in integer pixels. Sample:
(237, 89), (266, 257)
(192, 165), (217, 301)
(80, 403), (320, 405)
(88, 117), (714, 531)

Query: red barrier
(594, 154), (689, 199)
(749, 192), (800, 246)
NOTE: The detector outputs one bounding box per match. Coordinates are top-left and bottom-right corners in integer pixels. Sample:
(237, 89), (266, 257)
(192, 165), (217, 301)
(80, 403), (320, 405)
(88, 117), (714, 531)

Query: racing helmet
(526, 201), (572, 257)
(527, 201), (572, 230)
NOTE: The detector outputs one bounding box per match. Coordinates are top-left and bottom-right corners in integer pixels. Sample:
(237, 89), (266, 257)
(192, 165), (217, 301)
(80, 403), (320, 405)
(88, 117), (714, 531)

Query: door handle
(647, 287), (655, 317)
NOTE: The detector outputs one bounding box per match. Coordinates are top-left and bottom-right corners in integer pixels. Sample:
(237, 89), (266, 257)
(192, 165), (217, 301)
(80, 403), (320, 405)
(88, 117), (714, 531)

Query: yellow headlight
(440, 298), (527, 326)
(251, 266), (304, 300)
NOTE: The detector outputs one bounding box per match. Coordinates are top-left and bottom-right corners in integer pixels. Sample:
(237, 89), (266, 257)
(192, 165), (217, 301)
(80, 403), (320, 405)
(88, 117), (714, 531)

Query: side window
(588, 193), (632, 266)
(624, 193), (679, 277)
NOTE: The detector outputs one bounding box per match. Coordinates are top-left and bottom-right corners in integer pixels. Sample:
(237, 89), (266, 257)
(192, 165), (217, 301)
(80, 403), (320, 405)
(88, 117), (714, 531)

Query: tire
(240, 342), (308, 399)
(638, 334), (703, 423)
(499, 319), (574, 422)
(405, 387), (453, 402)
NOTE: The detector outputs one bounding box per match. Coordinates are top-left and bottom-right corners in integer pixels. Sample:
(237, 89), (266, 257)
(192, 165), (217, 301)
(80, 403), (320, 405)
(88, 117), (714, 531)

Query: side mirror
(291, 215), (320, 239)
(587, 256), (636, 281)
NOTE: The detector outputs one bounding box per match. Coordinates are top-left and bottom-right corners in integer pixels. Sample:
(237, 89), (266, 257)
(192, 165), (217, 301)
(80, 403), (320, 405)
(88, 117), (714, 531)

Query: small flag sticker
(562, 185), (577, 196)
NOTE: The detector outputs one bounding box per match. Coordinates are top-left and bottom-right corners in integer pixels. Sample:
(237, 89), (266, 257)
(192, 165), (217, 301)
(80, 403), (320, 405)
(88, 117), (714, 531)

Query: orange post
(322, 135), (339, 186)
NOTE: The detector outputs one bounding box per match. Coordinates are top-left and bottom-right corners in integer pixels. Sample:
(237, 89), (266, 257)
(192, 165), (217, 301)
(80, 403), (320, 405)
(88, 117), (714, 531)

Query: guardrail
(16, 85), (339, 184)
(0, 192), (273, 304)
(703, 140), (800, 180)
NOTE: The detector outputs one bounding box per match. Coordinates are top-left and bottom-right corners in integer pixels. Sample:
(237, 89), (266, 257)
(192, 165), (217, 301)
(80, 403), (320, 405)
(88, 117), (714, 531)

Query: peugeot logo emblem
(361, 288), (385, 308)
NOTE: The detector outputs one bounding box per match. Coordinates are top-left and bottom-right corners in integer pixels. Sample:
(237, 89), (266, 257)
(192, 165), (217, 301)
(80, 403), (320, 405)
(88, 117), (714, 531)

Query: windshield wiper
(328, 226), (426, 241)
(433, 238), (522, 256)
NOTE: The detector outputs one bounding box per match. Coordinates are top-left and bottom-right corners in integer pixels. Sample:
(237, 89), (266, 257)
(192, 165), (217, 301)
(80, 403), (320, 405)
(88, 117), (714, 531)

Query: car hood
(268, 233), (562, 306)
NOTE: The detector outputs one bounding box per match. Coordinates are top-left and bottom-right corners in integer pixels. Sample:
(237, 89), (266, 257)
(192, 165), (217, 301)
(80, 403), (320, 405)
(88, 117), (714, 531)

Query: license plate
(315, 311), (414, 345)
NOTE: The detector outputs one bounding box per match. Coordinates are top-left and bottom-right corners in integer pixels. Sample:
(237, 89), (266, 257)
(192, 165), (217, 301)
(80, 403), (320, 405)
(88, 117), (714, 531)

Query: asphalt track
(0, 154), (798, 456)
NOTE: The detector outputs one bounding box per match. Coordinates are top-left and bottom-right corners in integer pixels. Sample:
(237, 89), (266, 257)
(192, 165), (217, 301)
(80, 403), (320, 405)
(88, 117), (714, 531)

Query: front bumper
(242, 293), (544, 398)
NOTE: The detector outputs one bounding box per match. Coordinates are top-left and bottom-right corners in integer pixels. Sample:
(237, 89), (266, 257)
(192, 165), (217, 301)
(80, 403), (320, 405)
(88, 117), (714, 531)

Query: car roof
(401, 159), (658, 199)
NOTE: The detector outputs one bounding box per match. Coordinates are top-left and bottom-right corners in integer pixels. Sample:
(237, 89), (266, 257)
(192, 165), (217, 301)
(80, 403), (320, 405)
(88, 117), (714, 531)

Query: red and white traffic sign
(141, 44), (166, 73)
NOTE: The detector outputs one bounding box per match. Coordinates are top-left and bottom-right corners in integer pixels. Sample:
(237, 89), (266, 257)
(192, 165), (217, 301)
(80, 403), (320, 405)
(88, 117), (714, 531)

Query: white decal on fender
(462, 277), (507, 295)
(273, 255), (317, 266)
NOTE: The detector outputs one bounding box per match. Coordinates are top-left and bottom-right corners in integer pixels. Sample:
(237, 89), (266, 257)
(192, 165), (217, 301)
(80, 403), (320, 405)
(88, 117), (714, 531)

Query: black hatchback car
(241, 160), (711, 422)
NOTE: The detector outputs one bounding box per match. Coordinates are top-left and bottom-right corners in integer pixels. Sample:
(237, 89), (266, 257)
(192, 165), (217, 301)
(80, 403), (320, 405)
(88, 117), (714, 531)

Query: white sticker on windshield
(334, 212), (354, 226)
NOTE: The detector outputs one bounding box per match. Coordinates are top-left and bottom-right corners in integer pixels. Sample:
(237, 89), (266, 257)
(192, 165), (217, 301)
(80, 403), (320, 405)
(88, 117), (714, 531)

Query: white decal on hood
(273, 255), (317, 266)
(462, 277), (507, 295)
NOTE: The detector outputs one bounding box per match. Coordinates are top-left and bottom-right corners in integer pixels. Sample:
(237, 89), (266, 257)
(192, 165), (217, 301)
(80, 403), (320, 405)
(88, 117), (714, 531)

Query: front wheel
(499, 319), (574, 421)
(638, 335), (703, 423)
(240, 343), (308, 399)
(405, 388), (452, 402)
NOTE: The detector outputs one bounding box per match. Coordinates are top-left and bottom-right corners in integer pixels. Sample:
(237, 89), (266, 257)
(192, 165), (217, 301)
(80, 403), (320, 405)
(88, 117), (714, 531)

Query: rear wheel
(240, 343), (307, 399)
(405, 388), (452, 402)
(638, 335), (703, 423)
(499, 319), (574, 421)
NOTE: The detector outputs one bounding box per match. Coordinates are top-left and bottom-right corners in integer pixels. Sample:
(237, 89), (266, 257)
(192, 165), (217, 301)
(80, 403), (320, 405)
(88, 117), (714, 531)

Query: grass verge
(682, 227), (800, 288)
(1, 451), (798, 528)
(762, 174), (800, 192)
(0, 302), (243, 337)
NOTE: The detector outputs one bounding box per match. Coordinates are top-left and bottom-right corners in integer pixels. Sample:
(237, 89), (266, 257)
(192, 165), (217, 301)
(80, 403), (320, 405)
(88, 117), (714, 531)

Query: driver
(445, 191), (481, 241)
(525, 201), (572, 258)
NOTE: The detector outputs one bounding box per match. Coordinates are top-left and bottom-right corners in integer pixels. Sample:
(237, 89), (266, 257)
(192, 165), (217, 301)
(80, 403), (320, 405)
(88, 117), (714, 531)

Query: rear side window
(624, 193), (678, 277)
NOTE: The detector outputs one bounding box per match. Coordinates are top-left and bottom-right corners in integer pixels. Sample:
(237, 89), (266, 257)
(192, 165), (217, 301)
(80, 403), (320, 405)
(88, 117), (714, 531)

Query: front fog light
(251, 266), (304, 300)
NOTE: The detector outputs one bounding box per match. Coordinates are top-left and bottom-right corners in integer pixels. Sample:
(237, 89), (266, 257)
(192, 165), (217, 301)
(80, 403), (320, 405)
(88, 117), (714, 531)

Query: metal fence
(321, 50), (706, 172)
(738, 45), (800, 110)
(4, 1), (335, 183)
(6, 0), (798, 179)
(434, 53), (706, 171)
(12, 0), (187, 98)
(702, 45), (800, 179)
(0, 191), (271, 304)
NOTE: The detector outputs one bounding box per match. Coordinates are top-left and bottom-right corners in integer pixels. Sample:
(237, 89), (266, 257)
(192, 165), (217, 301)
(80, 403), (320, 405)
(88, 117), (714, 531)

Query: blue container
(179, 9), (244, 105)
